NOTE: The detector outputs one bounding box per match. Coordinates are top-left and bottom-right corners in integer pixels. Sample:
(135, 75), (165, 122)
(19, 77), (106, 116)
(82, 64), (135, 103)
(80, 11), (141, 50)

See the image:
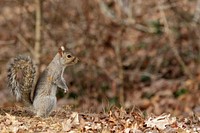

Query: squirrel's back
(7, 55), (36, 105)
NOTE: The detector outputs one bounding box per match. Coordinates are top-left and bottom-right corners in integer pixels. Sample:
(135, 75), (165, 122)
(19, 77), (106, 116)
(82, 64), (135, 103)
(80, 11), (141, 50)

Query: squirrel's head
(58, 46), (79, 66)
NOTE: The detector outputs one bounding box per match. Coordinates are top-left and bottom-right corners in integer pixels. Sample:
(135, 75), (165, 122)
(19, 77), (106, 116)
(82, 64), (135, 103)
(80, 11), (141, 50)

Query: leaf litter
(0, 107), (199, 132)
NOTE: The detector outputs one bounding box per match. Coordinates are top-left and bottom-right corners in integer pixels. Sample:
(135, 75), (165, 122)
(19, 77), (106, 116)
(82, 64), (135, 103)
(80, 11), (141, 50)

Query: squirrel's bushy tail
(7, 55), (36, 105)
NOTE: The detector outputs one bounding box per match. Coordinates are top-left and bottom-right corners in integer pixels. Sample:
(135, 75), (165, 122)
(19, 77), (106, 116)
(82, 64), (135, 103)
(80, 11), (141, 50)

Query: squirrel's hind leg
(33, 96), (56, 117)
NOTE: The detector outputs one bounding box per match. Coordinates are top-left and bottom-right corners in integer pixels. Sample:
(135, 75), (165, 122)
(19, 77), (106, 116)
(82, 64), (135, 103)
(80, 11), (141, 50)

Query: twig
(191, 0), (200, 68)
(31, 0), (43, 101)
(158, 2), (193, 79)
(193, 0), (200, 23)
(97, 0), (126, 104)
(2, 13), (34, 55)
(16, 33), (35, 55)
(115, 47), (124, 105)
(34, 0), (42, 65)
(155, 1), (183, 11)
(114, 28), (125, 105)
(0, 40), (15, 45)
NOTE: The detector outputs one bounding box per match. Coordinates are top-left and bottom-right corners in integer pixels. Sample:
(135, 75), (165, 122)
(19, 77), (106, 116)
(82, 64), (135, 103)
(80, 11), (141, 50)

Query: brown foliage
(0, 0), (200, 125)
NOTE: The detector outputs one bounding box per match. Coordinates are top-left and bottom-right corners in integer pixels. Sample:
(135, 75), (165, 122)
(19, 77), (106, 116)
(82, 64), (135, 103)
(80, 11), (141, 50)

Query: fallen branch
(158, 1), (193, 79)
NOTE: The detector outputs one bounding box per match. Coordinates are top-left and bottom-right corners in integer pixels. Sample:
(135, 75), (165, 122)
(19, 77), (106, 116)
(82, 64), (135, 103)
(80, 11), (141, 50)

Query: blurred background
(0, 0), (200, 117)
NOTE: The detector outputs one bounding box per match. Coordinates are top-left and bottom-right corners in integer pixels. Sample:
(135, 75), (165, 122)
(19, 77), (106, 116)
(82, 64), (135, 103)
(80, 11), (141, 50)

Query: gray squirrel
(7, 46), (78, 117)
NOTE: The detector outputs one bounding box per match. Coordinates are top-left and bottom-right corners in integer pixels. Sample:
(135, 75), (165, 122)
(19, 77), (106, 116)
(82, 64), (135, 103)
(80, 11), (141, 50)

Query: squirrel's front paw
(64, 88), (68, 93)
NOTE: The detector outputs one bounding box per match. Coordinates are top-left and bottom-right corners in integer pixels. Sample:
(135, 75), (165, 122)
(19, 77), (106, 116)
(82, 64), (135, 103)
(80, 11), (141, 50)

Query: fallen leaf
(144, 114), (176, 130)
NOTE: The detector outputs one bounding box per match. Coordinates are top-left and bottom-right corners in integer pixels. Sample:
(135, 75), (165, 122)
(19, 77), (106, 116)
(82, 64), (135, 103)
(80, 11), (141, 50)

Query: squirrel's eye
(67, 55), (71, 58)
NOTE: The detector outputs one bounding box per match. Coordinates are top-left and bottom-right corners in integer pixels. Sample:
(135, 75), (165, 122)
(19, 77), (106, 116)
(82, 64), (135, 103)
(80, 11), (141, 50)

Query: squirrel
(7, 46), (79, 117)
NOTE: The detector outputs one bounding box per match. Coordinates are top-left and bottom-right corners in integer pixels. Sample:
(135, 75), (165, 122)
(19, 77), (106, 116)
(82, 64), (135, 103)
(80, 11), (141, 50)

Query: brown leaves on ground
(0, 0), (200, 132)
(0, 107), (199, 132)
(0, 0), (200, 118)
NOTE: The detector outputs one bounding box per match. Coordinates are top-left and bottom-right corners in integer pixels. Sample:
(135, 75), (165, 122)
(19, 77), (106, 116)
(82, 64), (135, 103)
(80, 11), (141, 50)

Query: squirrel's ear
(58, 46), (65, 57)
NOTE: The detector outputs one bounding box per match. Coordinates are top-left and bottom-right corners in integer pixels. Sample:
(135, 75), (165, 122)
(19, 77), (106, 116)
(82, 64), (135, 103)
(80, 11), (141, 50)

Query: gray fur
(7, 55), (35, 105)
(7, 49), (78, 117)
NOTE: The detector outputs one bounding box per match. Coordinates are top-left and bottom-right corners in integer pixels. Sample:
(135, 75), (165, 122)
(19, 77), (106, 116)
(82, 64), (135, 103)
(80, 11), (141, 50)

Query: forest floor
(0, 0), (200, 132)
(0, 107), (199, 132)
